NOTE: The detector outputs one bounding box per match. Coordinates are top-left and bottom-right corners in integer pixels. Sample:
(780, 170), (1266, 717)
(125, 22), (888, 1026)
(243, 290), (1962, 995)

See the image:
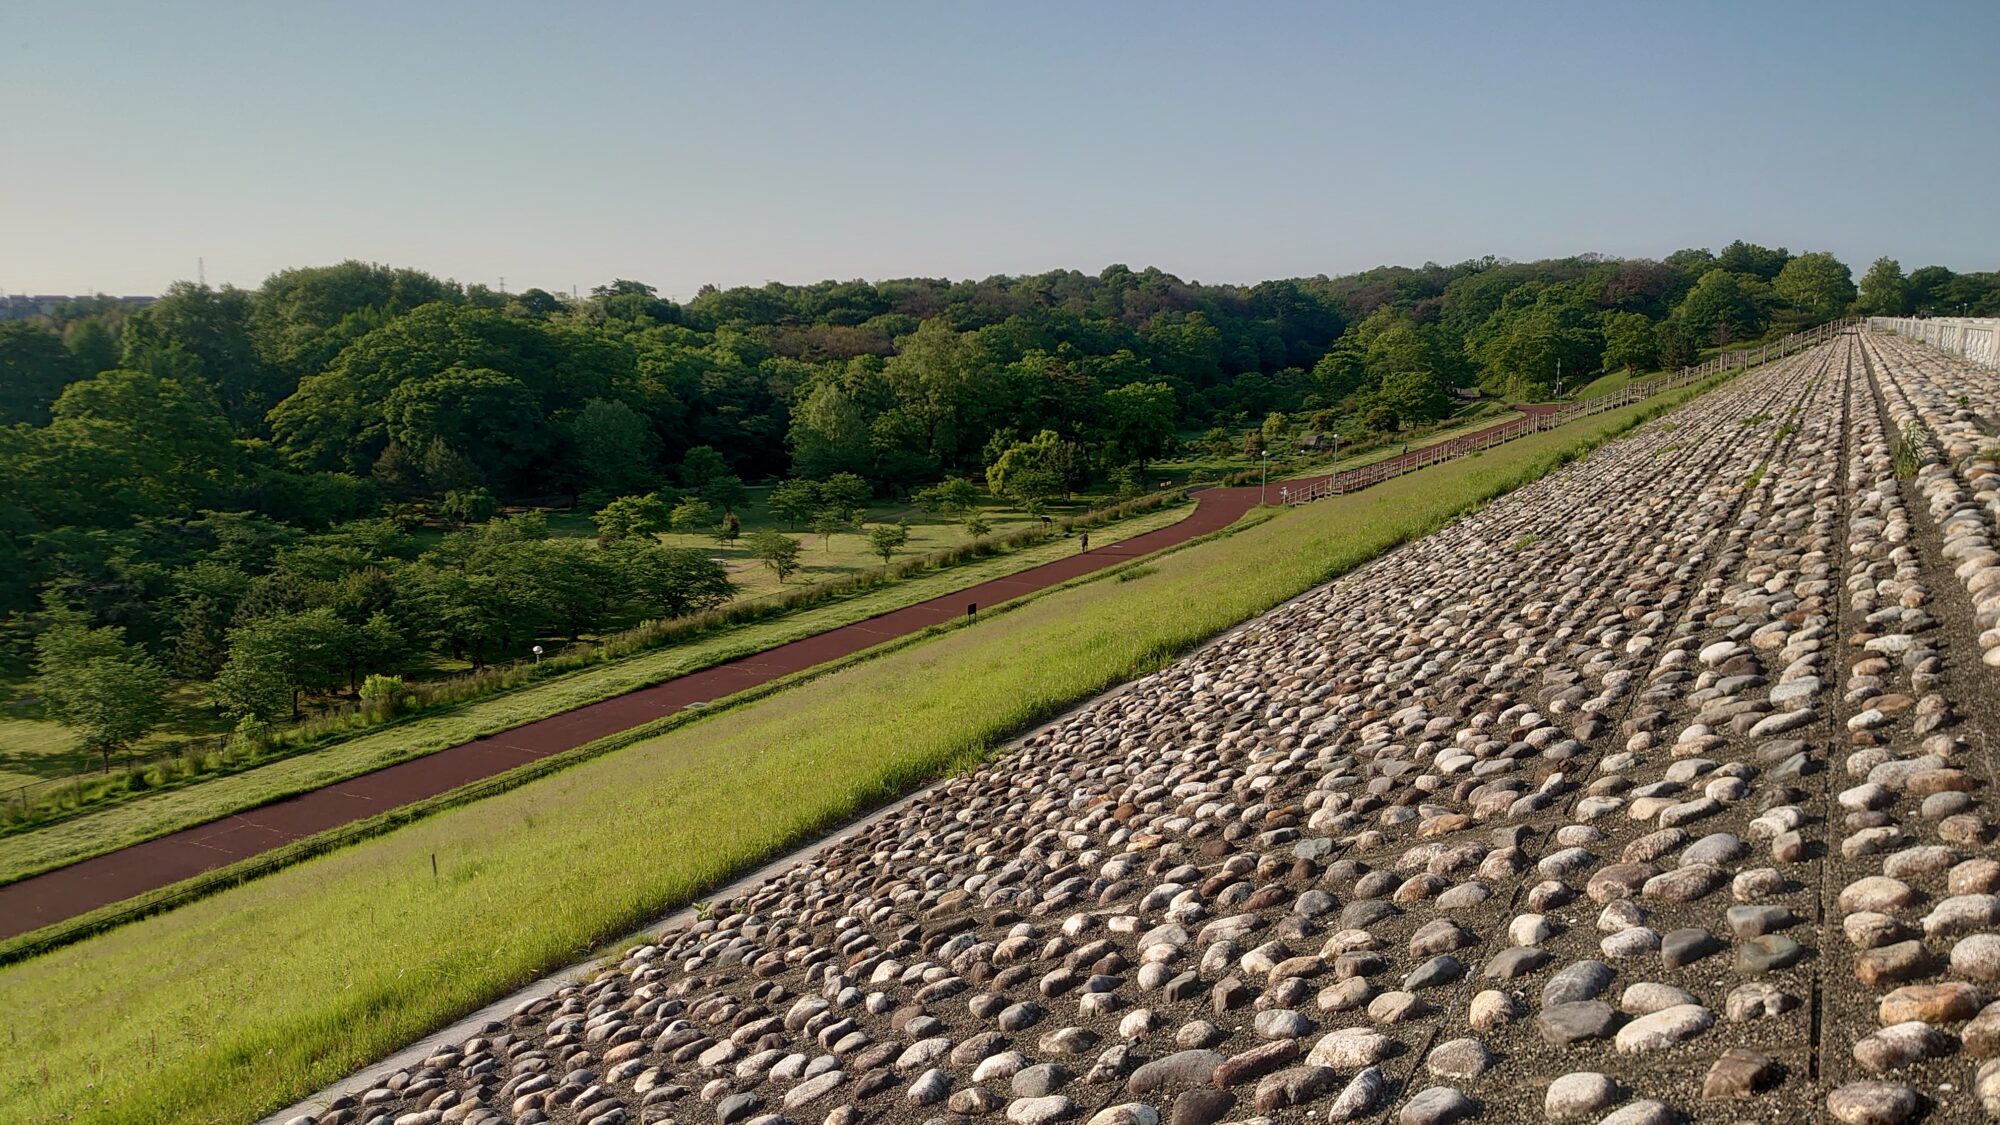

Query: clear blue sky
(5, 0), (1996, 298)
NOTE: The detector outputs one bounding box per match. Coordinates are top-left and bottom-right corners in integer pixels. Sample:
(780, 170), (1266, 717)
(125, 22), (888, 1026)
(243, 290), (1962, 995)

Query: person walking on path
(1079, 531), (1089, 552)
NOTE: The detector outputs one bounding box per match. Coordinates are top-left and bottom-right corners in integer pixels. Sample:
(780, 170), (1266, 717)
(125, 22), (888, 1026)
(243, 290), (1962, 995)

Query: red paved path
(1, 480), (1317, 939)
(1, 402), (1572, 940)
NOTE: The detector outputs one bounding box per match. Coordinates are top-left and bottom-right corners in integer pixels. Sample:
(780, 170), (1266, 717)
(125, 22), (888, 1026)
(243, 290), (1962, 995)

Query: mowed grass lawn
(0, 390), (1700, 1125)
(0, 684), (232, 794)
(0, 503), (1191, 886)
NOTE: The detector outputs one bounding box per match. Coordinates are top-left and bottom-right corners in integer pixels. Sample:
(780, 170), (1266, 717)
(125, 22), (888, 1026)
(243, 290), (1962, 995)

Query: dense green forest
(4, 244), (1994, 759)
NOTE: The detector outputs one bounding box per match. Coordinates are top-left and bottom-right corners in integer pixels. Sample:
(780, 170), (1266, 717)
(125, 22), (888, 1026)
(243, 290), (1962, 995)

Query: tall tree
(1097, 382), (1179, 468)
(988, 430), (1072, 512)
(1677, 270), (1768, 344)
(1855, 257), (1912, 316)
(1600, 311), (1659, 373)
(1772, 252), (1856, 323)
(592, 494), (670, 541)
(788, 379), (874, 478)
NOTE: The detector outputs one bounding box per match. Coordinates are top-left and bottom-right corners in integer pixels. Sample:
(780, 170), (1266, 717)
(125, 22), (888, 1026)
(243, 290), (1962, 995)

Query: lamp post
(1260, 450), (1269, 506)
(532, 645), (543, 665)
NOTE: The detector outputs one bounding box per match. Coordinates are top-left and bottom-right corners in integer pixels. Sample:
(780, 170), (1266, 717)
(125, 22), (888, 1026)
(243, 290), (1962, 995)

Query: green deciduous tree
(167, 559), (252, 677)
(1856, 257), (1912, 316)
(809, 508), (847, 551)
(819, 472), (872, 511)
(1098, 382), (1178, 468)
(0, 321), (83, 426)
(749, 531), (803, 581)
(1600, 312), (1659, 373)
(593, 494), (670, 541)
(1715, 240), (1791, 281)
(914, 476), (978, 515)
(502, 538), (622, 641)
(669, 496), (715, 533)
(788, 379), (873, 478)
(212, 607), (349, 719)
(440, 487), (499, 527)
(988, 430), (1072, 514)
(678, 446), (729, 492)
(15, 368), (235, 529)
(867, 522), (910, 563)
(566, 397), (655, 496)
(383, 366), (548, 488)
(607, 541), (735, 618)
(1656, 317), (1701, 372)
(1773, 252), (1856, 323)
(767, 480), (823, 528)
(33, 616), (171, 767)
(1677, 270), (1768, 344)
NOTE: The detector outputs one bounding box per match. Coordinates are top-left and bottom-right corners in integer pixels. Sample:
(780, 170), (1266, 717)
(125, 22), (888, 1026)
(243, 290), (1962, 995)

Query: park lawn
(648, 492), (1066, 603)
(0, 685), (231, 795)
(0, 502), (1191, 885)
(0, 383), (1712, 1125)
(0, 717), (87, 793)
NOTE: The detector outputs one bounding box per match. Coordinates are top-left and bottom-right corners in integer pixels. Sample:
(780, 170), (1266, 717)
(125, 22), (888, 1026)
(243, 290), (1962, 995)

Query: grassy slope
(0, 504), (1190, 885)
(0, 387), (1701, 1125)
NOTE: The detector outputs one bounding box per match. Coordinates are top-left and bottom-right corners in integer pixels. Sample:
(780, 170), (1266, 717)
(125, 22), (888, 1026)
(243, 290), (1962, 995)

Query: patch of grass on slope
(0, 505), (1191, 885)
(0, 387), (1705, 1125)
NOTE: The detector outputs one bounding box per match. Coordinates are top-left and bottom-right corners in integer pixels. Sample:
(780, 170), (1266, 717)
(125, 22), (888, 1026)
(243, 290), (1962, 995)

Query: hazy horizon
(7, 0), (1997, 298)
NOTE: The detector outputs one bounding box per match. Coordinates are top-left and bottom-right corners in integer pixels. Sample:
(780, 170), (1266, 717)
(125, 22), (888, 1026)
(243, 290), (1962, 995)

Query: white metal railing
(1868, 316), (2000, 369)
(1285, 318), (1856, 504)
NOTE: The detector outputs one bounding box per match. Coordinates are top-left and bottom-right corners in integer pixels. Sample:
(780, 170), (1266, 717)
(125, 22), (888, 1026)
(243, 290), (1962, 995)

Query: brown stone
(1702, 1048), (1782, 1099)
(1854, 941), (1937, 987)
(1879, 983), (1983, 1026)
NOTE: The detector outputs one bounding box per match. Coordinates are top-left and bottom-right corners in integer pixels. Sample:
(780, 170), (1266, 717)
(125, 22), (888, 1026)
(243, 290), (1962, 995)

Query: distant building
(0, 293), (157, 323)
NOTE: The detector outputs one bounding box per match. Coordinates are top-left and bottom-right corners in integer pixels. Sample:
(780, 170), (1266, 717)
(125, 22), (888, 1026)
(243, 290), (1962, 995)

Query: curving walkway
(0, 482), (1309, 940)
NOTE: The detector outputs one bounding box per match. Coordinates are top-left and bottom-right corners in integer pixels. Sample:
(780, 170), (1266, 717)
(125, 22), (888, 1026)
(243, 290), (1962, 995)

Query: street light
(1260, 450), (1269, 506)
(531, 644), (543, 664)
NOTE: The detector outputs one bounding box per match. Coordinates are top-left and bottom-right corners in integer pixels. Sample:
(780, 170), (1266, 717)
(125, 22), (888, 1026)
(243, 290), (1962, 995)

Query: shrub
(359, 674), (407, 720)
